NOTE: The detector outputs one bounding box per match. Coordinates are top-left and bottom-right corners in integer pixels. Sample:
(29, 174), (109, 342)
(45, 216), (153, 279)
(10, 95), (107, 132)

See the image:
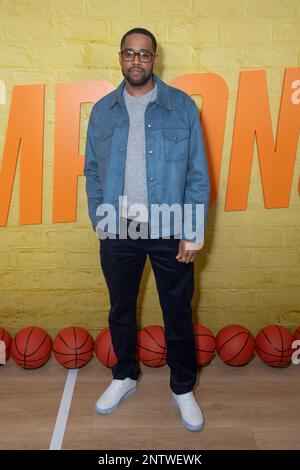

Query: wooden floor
(0, 355), (299, 450)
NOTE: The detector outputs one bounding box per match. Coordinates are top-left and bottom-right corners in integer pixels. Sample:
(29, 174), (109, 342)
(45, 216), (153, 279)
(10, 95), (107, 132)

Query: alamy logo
(292, 340), (300, 365)
(95, 197), (205, 242)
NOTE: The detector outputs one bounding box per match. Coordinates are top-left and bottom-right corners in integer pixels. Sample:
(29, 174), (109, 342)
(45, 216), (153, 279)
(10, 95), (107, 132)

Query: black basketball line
(24, 332), (50, 358)
(225, 333), (252, 364)
(266, 360), (290, 367)
(74, 331), (90, 350)
(198, 360), (211, 366)
(194, 335), (215, 352)
(18, 361), (50, 370)
(261, 329), (288, 353)
(13, 336), (24, 359)
(143, 328), (166, 350)
(269, 360), (291, 367)
(53, 348), (94, 356)
(63, 357), (88, 364)
(261, 329), (291, 354)
(277, 325), (284, 366)
(57, 330), (90, 353)
(195, 334), (215, 353)
(144, 357), (165, 366)
(80, 333), (91, 350)
(217, 331), (247, 353)
(73, 327), (78, 369)
(62, 357), (88, 367)
(255, 345), (291, 358)
(263, 358), (291, 368)
(137, 343), (165, 353)
(158, 355), (166, 366)
(13, 330), (49, 366)
(15, 352), (51, 364)
(23, 328), (34, 368)
(137, 344), (166, 356)
(256, 348), (291, 359)
(267, 359), (290, 363)
(196, 347), (215, 353)
(142, 329), (167, 349)
(57, 333), (76, 351)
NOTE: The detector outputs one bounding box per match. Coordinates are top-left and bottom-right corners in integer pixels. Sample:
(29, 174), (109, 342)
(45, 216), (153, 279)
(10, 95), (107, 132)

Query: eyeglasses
(120, 48), (155, 63)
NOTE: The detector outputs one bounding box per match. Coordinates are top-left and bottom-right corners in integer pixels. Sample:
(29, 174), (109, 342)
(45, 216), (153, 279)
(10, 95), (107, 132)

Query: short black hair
(120, 28), (157, 52)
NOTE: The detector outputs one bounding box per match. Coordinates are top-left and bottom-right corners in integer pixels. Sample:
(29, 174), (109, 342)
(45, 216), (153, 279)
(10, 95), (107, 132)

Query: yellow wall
(0, 0), (299, 338)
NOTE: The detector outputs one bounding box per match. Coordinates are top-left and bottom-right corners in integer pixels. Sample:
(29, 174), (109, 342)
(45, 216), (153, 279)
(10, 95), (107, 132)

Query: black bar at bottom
(0, 450), (299, 466)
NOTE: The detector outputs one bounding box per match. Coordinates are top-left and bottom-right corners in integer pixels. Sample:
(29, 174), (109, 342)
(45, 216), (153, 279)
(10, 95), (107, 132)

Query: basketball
(53, 326), (94, 369)
(193, 324), (216, 366)
(137, 325), (167, 367)
(216, 324), (255, 366)
(94, 327), (117, 368)
(0, 327), (12, 365)
(255, 325), (293, 367)
(11, 327), (52, 369)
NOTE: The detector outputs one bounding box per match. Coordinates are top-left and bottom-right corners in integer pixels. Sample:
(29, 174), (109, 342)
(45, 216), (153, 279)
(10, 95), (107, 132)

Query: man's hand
(176, 240), (203, 263)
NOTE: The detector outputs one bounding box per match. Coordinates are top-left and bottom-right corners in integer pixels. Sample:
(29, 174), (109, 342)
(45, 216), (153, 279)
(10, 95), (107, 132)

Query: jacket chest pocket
(94, 126), (114, 160)
(163, 128), (189, 162)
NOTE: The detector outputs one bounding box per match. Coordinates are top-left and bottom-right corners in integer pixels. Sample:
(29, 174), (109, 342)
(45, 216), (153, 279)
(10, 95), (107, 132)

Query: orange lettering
(225, 68), (300, 211)
(0, 84), (44, 226)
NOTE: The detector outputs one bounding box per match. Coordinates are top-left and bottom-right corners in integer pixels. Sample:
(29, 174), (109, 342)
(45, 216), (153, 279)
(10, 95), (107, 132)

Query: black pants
(99, 218), (197, 394)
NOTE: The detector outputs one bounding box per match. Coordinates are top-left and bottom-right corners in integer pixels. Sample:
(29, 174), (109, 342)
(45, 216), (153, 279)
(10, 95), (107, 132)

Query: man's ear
(118, 52), (122, 66)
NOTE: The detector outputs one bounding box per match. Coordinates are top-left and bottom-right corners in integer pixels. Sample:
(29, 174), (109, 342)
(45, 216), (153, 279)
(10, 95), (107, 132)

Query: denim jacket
(84, 73), (210, 243)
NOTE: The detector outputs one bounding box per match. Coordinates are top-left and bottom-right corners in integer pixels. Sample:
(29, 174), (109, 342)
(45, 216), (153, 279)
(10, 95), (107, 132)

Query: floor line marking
(49, 368), (78, 450)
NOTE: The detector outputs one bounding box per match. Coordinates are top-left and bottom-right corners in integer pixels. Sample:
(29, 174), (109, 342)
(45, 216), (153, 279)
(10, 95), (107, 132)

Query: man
(84, 28), (210, 432)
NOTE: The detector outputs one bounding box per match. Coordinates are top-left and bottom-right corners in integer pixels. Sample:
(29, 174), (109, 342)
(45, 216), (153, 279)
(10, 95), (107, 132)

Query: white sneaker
(172, 391), (204, 431)
(96, 378), (137, 415)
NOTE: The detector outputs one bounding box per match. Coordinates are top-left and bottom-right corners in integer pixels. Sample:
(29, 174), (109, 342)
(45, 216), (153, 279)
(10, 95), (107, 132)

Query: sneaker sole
(171, 396), (204, 432)
(95, 385), (137, 415)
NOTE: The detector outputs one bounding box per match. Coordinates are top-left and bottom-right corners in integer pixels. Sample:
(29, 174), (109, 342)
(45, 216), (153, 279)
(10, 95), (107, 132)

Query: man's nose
(132, 53), (141, 65)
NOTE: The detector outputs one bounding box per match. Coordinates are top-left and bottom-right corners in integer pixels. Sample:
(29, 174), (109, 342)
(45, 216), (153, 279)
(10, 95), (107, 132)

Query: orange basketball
(11, 327), (52, 369)
(0, 327), (12, 365)
(53, 326), (94, 369)
(255, 325), (293, 367)
(95, 327), (117, 368)
(137, 325), (166, 367)
(216, 324), (255, 366)
(193, 324), (216, 366)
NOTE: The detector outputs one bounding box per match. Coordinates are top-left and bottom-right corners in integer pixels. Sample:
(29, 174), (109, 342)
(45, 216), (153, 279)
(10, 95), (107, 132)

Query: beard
(122, 65), (153, 87)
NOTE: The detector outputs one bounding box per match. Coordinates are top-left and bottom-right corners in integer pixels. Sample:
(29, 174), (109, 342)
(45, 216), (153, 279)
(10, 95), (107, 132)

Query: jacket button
(147, 123), (152, 128)
(148, 149), (153, 154)
(150, 177), (155, 182)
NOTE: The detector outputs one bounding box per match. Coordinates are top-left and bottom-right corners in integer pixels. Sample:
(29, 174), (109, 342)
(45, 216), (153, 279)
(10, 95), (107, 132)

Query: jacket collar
(108, 73), (172, 110)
